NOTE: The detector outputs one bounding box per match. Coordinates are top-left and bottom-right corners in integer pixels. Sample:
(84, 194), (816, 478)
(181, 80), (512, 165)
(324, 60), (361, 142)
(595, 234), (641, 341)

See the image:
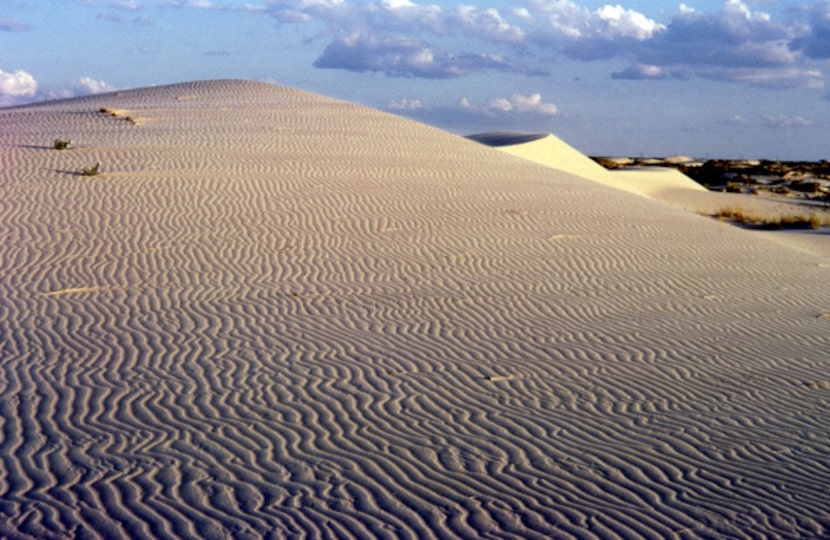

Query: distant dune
(467, 131), (708, 198)
(2, 79), (830, 538)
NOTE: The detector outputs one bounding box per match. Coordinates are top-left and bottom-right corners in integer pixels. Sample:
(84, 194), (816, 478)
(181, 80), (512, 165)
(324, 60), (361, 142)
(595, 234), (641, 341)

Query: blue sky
(2, 0), (829, 159)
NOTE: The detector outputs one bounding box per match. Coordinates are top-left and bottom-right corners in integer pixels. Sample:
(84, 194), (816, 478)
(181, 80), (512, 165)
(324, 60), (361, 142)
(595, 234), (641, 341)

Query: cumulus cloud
(257, 0), (826, 89)
(792, 2), (830, 59)
(72, 77), (117, 95)
(270, 0), (524, 41)
(0, 69), (37, 106)
(640, 1), (795, 69)
(388, 97), (423, 110)
(604, 0), (824, 90)
(313, 34), (459, 77)
(454, 5), (524, 44)
(313, 32), (529, 77)
(44, 77), (118, 101)
(611, 63), (669, 80)
(461, 93), (558, 116)
(526, 0), (664, 43)
(762, 114), (813, 128)
(267, 0), (528, 77)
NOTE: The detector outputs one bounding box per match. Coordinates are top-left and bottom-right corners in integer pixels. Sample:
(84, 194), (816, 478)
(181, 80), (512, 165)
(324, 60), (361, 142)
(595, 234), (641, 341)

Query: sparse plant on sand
(81, 162), (101, 177)
(713, 207), (827, 230)
(53, 139), (72, 150)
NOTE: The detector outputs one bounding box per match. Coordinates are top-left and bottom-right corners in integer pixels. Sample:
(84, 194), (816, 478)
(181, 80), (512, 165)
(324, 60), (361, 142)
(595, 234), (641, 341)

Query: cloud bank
(259, 0), (825, 92)
(0, 70), (116, 107)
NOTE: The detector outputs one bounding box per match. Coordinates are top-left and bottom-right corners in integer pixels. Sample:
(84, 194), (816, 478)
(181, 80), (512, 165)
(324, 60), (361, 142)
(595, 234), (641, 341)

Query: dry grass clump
(99, 107), (138, 125)
(714, 207), (828, 230)
(81, 162), (101, 177)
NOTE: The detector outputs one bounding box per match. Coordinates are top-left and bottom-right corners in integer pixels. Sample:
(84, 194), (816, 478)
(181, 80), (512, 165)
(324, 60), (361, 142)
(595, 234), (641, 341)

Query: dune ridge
(2, 79), (830, 538)
(466, 131), (709, 199)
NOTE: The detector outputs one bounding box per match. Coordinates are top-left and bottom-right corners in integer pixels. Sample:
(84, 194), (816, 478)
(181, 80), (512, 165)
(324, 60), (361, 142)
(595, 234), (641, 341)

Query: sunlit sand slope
(467, 132), (612, 185)
(2, 80), (830, 539)
(469, 132), (707, 198)
(607, 166), (708, 197)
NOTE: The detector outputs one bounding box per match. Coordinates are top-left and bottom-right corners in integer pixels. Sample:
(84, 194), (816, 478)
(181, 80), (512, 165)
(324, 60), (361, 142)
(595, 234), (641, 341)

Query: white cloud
(724, 67), (824, 89)
(594, 5), (665, 41)
(313, 33), (462, 77)
(454, 5), (524, 43)
(678, 4), (697, 16)
(611, 63), (667, 80)
(312, 30), (531, 78)
(792, 2), (830, 59)
(512, 8), (531, 21)
(489, 97), (513, 112)
(0, 69), (37, 106)
(388, 97), (423, 110)
(762, 114), (813, 128)
(261, 0), (826, 89)
(526, 0), (664, 41)
(268, 0), (527, 76)
(44, 77), (118, 101)
(113, 1), (142, 10)
(510, 93), (558, 115)
(180, 0), (213, 8)
(461, 93), (557, 116)
(72, 76), (118, 95)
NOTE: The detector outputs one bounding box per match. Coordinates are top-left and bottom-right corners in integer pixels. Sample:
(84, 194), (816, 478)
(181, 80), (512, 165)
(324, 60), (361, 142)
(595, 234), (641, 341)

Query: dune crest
(2, 80), (829, 538)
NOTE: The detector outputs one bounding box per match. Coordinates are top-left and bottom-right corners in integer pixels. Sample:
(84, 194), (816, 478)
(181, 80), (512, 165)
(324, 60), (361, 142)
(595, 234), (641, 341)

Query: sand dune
(467, 131), (708, 198)
(472, 131), (830, 258)
(2, 80), (830, 538)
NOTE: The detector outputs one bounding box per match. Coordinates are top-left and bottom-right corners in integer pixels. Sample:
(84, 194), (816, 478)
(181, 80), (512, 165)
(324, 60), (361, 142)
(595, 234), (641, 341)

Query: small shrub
(53, 138), (72, 150)
(81, 162), (101, 177)
(714, 207), (827, 230)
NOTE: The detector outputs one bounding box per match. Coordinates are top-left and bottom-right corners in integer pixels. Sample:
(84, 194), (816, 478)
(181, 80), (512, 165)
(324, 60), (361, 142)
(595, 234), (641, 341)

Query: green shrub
(81, 162), (101, 177)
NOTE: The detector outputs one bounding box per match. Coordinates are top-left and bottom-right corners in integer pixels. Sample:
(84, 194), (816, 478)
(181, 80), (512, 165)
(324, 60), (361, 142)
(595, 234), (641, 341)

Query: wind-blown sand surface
(472, 131), (830, 258)
(2, 80), (830, 538)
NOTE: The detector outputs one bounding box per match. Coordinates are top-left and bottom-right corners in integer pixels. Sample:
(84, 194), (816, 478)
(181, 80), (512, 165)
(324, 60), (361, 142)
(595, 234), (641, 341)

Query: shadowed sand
(2, 80), (830, 538)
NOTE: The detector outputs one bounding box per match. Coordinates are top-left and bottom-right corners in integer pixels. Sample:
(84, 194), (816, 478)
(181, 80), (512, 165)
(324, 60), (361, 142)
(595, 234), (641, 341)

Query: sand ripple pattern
(2, 80), (830, 539)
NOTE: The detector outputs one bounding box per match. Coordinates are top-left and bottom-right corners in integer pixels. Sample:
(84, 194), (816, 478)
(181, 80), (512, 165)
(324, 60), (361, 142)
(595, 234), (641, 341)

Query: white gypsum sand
(1, 80), (829, 538)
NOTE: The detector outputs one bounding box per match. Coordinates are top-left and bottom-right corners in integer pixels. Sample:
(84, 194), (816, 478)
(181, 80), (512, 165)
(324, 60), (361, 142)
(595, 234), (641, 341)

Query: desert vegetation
(81, 162), (101, 177)
(593, 155), (830, 212)
(100, 107), (138, 125)
(594, 156), (830, 195)
(713, 207), (828, 230)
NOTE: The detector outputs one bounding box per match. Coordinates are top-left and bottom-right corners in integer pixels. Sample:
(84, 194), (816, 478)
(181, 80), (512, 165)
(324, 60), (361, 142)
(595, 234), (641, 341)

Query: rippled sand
(1, 80), (829, 538)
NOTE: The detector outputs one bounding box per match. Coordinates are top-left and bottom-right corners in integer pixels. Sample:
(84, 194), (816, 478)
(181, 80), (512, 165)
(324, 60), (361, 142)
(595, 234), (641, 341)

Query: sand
(474, 132), (830, 258)
(1, 79), (830, 539)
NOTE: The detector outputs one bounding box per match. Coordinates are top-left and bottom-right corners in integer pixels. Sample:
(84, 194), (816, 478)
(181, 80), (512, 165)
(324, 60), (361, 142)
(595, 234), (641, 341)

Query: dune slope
(2, 80), (830, 539)
(467, 131), (708, 199)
